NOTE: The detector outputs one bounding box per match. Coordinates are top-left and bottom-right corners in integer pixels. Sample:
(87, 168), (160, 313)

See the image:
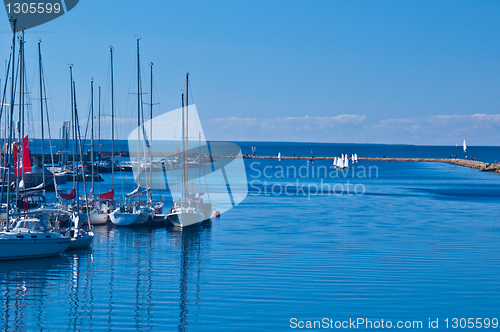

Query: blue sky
(1, 0), (500, 144)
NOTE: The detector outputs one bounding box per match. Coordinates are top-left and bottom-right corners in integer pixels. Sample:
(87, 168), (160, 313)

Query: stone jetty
(211, 154), (500, 174)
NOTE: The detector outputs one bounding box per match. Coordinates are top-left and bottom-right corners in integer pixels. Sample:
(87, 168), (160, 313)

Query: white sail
(345, 157), (349, 168)
(278, 152), (281, 161)
(463, 140), (467, 152)
(333, 157), (337, 166)
(354, 153), (358, 163)
(338, 158), (344, 169)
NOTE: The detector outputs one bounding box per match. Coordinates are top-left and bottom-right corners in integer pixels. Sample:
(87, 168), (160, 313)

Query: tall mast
(69, 65), (75, 190)
(20, 31), (24, 144)
(181, 93), (185, 199)
(16, 32), (23, 202)
(136, 38), (141, 193)
(90, 79), (94, 197)
(38, 40), (45, 189)
(149, 62), (153, 203)
(98, 86), (101, 164)
(198, 132), (201, 198)
(74, 81), (89, 222)
(185, 73), (189, 198)
(73, 81), (79, 212)
(110, 46), (114, 190)
(6, 18), (16, 221)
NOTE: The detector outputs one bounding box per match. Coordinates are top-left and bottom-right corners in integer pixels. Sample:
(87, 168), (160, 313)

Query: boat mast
(149, 62), (153, 204)
(16, 32), (23, 202)
(6, 18), (16, 222)
(98, 86), (101, 164)
(69, 65), (76, 191)
(110, 46), (114, 191)
(198, 132), (201, 198)
(97, 85), (101, 197)
(90, 79), (94, 197)
(185, 73), (189, 199)
(181, 93), (185, 201)
(73, 81), (79, 213)
(38, 40), (45, 189)
(74, 81), (90, 223)
(136, 38), (141, 199)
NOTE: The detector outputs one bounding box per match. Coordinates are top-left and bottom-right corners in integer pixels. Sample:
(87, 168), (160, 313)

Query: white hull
(109, 209), (153, 227)
(68, 233), (94, 249)
(167, 211), (204, 227)
(0, 237), (70, 260)
(89, 213), (108, 225)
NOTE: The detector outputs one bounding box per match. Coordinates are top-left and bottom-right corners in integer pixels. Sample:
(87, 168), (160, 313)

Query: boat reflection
(0, 219), (212, 331)
(0, 255), (71, 330)
(168, 221), (212, 332)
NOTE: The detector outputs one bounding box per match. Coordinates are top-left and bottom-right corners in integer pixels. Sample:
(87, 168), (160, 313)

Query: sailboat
(166, 73), (205, 228)
(463, 140), (467, 153)
(278, 152), (282, 161)
(87, 79), (109, 225)
(109, 39), (153, 227)
(338, 155), (344, 169)
(0, 23), (72, 259)
(66, 78), (94, 248)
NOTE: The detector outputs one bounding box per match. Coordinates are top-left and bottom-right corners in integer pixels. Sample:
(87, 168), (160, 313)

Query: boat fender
(214, 210), (221, 218)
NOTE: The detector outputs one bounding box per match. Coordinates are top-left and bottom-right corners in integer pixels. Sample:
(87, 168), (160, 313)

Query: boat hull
(68, 234), (94, 249)
(109, 210), (153, 227)
(0, 237), (70, 260)
(89, 213), (108, 225)
(167, 211), (204, 227)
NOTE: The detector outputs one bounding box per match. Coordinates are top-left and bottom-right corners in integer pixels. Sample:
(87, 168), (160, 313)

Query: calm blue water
(1, 143), (500, 331)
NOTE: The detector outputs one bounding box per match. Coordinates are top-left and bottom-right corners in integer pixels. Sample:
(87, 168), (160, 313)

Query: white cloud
(201, 113), (500, 145)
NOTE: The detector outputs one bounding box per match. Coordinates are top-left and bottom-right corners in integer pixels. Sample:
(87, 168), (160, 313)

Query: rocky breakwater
(211, 154), (500, 174)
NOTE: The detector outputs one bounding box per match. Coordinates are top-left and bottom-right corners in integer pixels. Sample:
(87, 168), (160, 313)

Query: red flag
(59, 188), (76, 200)
(98, 189), (114, 200)
(14, 135), (32, 176)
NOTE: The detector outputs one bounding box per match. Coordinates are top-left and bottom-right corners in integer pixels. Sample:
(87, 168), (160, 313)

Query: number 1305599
(6, 2), (61, 14)
(445, 318), (498, 329)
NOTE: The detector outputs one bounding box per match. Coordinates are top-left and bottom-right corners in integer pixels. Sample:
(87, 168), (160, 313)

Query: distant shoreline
(213, 155), (500, 173)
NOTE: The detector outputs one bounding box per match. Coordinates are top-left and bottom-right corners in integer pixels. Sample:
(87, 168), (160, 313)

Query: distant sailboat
(463, 140), (467, 153)
(278, 152), (282, 161)
(338, 157), (344, 169)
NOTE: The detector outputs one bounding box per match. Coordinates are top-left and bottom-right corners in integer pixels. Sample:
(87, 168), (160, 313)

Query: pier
(216, 155), (500, 173)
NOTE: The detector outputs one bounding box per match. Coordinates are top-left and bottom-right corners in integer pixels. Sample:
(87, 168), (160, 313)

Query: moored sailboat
(167, 73), (205, 228)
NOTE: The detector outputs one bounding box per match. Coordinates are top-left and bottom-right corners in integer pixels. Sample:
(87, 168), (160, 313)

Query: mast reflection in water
(169, 222), (211, 332)
(0, 221), (212, 331)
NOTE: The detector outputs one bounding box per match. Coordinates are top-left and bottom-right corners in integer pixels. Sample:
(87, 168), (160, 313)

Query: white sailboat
(110, 39), (154, 227)
(278, 152), (282, 161)
(463, 140), (467, 153)
(338, 157), (344, 169)
(167, 73), (205, 228)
